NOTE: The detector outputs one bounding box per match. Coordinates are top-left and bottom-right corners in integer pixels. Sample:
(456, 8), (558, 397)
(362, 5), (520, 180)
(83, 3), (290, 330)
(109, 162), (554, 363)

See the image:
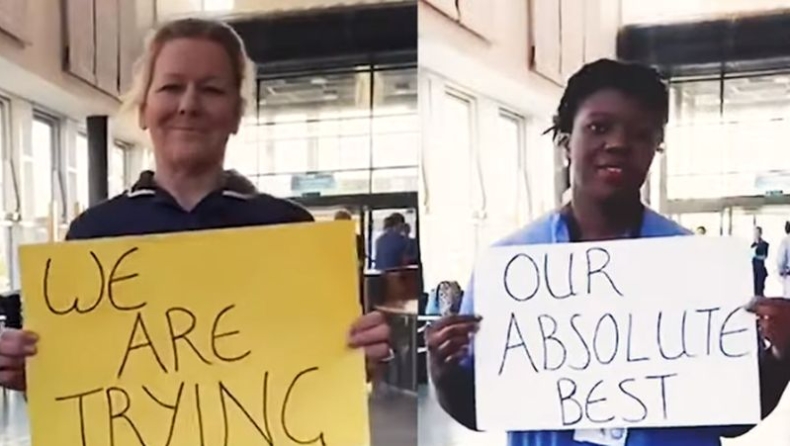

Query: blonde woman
(0, 18), (392, 391)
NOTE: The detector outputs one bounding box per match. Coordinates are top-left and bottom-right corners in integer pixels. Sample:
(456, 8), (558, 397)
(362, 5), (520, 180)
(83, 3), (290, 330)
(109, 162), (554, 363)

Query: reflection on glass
(76, 134), (89, 210)
(225, 66), (418, 197)
(666, 74), (790, 199)
(109, 145), (126, 196)
(31, 118), (54, 220)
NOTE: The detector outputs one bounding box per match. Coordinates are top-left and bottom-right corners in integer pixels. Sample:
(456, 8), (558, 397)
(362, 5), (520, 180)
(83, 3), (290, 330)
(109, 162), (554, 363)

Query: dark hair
(384, 212), (405, 229)
(546, 59), (669, 145)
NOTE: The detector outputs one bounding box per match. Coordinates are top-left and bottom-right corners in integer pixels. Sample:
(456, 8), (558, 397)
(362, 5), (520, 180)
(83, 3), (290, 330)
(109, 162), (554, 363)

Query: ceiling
(258, 68), (417, 112)
(674, 73), (790, 118)
(157, 0), (412, 21)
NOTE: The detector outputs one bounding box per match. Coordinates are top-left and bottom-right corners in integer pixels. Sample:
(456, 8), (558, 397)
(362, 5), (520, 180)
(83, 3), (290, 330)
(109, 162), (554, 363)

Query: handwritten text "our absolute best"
(496, 246), (753, 427)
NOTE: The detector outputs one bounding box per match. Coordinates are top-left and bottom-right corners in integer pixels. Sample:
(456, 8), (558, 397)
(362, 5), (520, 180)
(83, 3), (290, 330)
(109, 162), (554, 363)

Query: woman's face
(140, 38), (241, 172)
(566, 88), (663, 203)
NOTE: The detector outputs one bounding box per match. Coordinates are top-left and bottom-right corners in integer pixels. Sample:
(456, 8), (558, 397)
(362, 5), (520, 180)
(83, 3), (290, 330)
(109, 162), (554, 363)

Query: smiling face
(566, 88), (664, 203)
(140, 38), (242, 173)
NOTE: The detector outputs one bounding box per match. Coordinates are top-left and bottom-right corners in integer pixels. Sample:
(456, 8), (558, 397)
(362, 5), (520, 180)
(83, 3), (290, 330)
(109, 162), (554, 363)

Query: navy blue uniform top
(66, 171), (313, 241)
(374, 230), (409, 270)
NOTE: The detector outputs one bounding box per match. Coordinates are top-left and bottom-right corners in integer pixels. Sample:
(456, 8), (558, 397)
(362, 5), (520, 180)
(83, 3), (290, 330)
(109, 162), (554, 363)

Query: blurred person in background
(752, 226), (769, 296)
(374, 212), (409, 270)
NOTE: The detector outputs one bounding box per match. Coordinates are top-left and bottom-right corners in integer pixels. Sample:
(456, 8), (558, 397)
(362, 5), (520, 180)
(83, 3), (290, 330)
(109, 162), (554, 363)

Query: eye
(157, 84), (182, 92)
(204, 86), (226, 94)
(587, 122), (610, 134)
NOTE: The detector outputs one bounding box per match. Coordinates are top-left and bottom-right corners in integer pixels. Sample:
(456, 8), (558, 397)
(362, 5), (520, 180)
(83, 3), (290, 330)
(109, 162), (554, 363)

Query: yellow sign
(20, 221), (369, 446)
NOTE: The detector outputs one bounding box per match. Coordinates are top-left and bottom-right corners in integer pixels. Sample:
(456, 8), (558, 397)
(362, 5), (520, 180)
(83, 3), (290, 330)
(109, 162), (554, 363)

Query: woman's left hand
(748, 297), (790, 360)
(348, 311), (393, 380)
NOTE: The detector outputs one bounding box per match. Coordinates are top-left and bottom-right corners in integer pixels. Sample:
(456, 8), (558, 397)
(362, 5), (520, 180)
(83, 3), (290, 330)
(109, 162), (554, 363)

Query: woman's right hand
(0, 329), (37, 391)
(425, 315), (481, 375)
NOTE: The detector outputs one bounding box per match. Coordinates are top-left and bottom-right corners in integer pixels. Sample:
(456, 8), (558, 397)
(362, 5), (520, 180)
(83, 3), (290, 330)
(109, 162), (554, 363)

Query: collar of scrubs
(557, 203), (646, 243)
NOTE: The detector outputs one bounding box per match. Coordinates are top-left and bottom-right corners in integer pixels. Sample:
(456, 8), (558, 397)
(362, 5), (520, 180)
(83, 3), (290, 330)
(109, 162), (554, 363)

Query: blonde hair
(119, 18), (256, 129)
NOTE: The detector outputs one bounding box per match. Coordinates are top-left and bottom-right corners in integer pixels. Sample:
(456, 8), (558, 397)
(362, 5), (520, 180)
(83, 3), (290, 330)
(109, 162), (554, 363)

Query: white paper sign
(473, 236), (761, 431)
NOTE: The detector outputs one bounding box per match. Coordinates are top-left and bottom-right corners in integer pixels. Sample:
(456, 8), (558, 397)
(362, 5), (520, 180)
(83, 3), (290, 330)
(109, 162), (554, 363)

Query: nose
(177, 84), (200, 116)
(603, 126), (630, 153)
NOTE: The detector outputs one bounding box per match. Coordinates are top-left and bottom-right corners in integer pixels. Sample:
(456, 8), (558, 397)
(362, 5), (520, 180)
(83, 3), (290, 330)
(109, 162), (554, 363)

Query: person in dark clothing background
(374, 212), (409, 270)
(752, 226), (769, 296)
(334, 209), (366, 267)
(401, 222), (418, 264)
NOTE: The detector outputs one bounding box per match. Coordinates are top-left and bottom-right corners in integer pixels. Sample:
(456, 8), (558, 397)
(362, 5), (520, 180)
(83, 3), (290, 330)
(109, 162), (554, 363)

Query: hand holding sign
(473, 236), (761, 431)
(0, 329), (37, 390)
(747, 296), (790, 360)
(426, 315), (481, 371)
(347, 311), (392, 379)
(20, 222), (371, 446)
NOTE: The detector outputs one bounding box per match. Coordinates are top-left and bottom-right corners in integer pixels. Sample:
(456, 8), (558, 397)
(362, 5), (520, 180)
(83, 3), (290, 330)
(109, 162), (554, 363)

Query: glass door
(671, 211), (726, 236)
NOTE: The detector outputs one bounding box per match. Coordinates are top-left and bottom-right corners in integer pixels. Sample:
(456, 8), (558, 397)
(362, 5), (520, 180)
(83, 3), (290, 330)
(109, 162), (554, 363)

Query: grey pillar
(86, 116), (109, 206)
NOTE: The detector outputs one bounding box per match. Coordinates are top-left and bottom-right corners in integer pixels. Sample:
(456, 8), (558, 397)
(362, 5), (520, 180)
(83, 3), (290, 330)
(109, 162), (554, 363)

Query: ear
(558, 132), (571, 158)
(230, 99), (243, 135)
(138, 104), (147, 131)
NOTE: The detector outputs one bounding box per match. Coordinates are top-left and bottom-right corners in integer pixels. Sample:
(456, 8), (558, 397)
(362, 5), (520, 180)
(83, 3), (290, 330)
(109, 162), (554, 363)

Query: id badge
(573, 428), (628, 446)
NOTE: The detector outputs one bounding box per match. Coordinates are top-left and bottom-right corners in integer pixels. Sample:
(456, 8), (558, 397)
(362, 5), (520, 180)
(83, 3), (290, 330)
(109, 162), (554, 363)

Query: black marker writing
(656, 311), (695, 361)
(142, 383), (184, 446)
(719, 307), (750, 358)
(538, 314), (567, 371)
(586, 380), (615, 424)
(499, 312), (539, 374)
(211, 305), (252, 363)
(568, 314), (591, 370)
(503, 254), (541, 302)
(585, 247), (623, 296)
(220, 380), (274, 446)
(117, 312), (168, 379)
(697, 307), (720, 356)
(107, 387), (148, 446)
(544, 252), (576, 299)
(618, 378), (648, 423)
(282, 367), (327, 445)
(43, 247), (145, 316)
(593, 313), (619, 365)
(166, 307), (213, 372)
(54, 387), (104, 446)
(645, 373), (677, 420)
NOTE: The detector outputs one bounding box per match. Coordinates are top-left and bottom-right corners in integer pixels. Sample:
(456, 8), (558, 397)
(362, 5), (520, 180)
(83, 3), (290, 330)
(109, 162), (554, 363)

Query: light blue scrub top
(458, 208), (753, 446)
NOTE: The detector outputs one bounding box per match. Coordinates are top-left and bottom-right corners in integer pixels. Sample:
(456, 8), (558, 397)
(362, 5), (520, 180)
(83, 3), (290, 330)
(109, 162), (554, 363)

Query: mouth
(595, 164), (626, 182)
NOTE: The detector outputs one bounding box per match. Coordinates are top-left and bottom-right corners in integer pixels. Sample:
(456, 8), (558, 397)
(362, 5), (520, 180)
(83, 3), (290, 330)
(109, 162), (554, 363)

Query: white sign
(473, 236), (760, 431)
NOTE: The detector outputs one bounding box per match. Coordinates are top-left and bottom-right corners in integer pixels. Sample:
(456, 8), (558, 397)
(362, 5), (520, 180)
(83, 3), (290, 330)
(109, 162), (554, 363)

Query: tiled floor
(0, 388), (417, 446)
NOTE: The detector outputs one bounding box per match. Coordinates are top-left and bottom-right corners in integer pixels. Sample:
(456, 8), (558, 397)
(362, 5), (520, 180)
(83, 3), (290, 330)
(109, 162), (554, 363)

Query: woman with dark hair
(426, 59), (790, 446)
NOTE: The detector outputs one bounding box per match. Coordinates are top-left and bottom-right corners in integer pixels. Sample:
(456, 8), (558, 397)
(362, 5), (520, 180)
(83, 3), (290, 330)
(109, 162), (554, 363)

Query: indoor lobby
(418, 1), (790, 446)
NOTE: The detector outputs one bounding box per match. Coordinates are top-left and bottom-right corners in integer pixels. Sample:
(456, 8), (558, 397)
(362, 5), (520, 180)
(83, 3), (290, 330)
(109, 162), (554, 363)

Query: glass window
(74, 133), (89, 213)
(29, 117), (55, 221)
(248, 67), (417, 197)
(666, 74), (790, 199)
(478, 112), (522, 246)
(109, 144), (126, 196)
(270, 115), (309, 174)
(425, 92), (474, 213)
